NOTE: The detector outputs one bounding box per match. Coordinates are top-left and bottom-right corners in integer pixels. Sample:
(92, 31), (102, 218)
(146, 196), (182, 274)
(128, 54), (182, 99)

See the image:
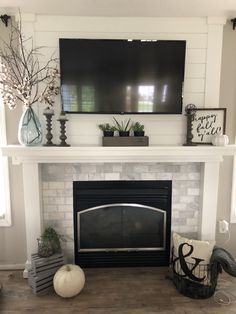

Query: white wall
(217, 21), (236, 255)
(0, 20), (26, 268)
(2, 14), (232, 266)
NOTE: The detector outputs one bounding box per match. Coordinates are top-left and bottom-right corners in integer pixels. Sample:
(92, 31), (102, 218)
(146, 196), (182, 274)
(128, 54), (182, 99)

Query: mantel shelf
(1, 144), (236, 164)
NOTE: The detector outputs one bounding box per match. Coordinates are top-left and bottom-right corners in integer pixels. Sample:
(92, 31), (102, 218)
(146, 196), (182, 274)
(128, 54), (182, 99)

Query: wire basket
(171, 254), (219, 299)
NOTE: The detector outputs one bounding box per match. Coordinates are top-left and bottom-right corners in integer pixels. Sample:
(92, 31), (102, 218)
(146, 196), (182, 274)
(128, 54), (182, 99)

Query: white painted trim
(22, 162), (42, 276)
(204, 19), (226, 107)
(207, 17), (227, 25)
(2, 145), (236, 165)
(0, 157), (11, 227)
(199, 161), (220, 240)
(0, 264), (25, 270)
(231, 156), (236, 223)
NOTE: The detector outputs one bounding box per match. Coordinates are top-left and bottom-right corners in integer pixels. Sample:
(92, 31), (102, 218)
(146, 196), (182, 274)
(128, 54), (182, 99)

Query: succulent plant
(132, 122), (145, 132)
(113, 117), (131, 132)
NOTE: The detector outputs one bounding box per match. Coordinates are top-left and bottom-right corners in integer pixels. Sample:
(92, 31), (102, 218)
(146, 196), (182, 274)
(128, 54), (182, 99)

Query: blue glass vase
(18, 106), (43, 146)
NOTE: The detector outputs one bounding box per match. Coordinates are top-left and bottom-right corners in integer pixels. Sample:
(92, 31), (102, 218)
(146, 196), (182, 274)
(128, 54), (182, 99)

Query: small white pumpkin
(53, 264), (85, 298)
(212, 134), (229, 146)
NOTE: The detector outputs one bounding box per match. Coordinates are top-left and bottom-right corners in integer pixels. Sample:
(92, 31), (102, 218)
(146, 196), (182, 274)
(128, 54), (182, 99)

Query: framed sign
(192, 108), (226, 144)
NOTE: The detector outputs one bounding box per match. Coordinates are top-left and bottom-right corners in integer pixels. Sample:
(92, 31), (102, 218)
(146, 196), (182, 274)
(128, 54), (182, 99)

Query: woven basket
(171, 255), (219, 299)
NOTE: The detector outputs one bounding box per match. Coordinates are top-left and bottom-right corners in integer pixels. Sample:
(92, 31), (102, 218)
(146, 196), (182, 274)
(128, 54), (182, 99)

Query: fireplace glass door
(78, 203), (166, 252)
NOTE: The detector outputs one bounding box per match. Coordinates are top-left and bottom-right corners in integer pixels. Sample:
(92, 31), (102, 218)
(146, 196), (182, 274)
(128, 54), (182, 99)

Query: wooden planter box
(102, 136), (149, 146)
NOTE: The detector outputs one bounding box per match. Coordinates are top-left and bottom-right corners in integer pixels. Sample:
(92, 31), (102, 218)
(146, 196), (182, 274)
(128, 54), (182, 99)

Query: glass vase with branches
(0, 16), (59, 145)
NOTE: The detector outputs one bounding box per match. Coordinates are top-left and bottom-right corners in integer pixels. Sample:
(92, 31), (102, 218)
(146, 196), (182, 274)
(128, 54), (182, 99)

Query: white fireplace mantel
(2, 144), (236, 277)
(2, 144), (236, 164)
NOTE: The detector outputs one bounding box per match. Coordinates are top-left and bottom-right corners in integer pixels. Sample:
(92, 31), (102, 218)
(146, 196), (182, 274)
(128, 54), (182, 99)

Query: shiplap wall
(21, 15), (225, 146)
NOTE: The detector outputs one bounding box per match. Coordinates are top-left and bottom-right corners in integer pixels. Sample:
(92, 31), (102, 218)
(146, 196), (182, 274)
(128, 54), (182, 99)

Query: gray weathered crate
(30, 253), (64, 276)
(28, 253), (65, 295)
(102, 136), (149, 146)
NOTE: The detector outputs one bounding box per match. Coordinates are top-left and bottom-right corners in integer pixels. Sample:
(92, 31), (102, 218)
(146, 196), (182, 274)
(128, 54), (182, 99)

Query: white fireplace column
(22, 162), (42, 278)
(198, 161), (220, 241)
(3, 145), (236, 277)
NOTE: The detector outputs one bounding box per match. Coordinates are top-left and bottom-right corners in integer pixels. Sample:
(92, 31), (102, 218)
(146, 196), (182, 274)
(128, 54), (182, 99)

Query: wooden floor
(1, 267), (236, 313)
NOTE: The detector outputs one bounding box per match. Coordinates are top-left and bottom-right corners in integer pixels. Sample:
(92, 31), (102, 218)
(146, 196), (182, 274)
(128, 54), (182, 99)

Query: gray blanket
(210, 247), (236, 277)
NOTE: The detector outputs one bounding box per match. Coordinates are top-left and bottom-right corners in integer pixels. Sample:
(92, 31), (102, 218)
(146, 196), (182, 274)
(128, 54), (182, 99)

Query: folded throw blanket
(210, 247), (236, 277)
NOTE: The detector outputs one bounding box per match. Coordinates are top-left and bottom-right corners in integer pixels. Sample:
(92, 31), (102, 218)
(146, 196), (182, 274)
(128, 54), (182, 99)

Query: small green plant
(113, 117), (131, 132)
(132, 122), (145, 132)
(98, 123), (116, 132)
(37, 226), (65, 257)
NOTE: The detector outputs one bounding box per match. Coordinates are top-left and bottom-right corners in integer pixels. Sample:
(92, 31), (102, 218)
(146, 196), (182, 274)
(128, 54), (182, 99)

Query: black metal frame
(191, 108), (226, 145)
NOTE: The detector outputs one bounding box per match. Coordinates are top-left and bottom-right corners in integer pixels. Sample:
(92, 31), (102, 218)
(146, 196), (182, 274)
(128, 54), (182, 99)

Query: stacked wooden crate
(28, 253), (65, 295)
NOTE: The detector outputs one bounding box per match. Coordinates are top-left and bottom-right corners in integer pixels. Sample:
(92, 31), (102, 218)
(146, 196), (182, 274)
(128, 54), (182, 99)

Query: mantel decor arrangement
(99, 118), (149, 146)
(0, 15), (59, 146)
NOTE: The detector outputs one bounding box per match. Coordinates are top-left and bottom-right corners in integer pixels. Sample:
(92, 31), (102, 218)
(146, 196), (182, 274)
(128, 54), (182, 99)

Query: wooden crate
(28, 253), (65, 295)
(102, 136), (149, 146)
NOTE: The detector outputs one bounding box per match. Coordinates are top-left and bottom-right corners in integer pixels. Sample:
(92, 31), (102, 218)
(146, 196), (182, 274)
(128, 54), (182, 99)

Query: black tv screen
(59, 39), (186, 114)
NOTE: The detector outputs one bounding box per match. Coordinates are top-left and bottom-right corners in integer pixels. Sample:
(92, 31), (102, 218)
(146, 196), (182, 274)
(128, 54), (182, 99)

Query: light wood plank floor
(1, 267), (236, 313)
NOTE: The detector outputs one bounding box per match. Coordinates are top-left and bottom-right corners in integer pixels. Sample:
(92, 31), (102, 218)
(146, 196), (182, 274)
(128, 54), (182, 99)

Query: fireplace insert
(73, 180), (172, 267)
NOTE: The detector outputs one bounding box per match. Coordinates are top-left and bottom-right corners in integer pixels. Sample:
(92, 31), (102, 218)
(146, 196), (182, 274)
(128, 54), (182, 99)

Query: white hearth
(2, 144), (236, 276)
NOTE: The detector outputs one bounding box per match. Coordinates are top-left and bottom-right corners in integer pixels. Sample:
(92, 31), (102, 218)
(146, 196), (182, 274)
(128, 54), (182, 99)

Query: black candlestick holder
(183, 104), (197, 146)
(57, 111), (70, 147)
(43, 107), (56, 146)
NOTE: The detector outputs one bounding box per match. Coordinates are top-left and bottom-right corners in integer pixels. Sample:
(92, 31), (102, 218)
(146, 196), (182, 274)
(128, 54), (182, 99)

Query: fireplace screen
(73, 180), (171, 267)
(78, 203), (166, 252)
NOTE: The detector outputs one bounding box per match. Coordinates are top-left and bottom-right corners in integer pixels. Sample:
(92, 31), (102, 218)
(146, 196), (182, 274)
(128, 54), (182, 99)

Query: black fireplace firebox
(73, 180), (172, 267)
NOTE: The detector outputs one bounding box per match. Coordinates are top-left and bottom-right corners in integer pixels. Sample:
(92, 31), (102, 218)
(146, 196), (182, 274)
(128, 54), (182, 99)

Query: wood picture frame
(191, 108), (226, 144)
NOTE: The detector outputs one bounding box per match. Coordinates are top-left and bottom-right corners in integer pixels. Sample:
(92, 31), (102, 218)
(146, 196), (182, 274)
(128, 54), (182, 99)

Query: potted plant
(113, 117), (131, 136)
(132, 122), (145, 136)
(98, 123), (116, 137)
(37, 226), (64, 258)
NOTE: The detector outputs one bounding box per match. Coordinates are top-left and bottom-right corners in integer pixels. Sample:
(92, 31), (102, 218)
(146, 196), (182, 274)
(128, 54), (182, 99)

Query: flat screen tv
(59, 39), (186, 114)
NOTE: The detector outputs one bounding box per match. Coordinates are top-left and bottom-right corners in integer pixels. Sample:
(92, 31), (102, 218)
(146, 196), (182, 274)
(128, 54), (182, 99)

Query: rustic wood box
(102, 136), (149, 146)
(28, 253), (65, 295)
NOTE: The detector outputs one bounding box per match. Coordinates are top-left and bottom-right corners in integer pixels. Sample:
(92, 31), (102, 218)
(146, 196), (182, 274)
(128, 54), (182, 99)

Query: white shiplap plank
(204, 24), (224, 107)
(185, 63), (206, 78)
(185, 48), (206, 64)
(35, 16), (208, 34)
(183, 78), (205, 93)
(183, 93), (205, 108)
(62, 109), (186, 143)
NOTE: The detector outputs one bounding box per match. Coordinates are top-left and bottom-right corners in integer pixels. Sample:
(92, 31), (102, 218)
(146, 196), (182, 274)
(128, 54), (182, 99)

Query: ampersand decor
(173, 242), (206, 282)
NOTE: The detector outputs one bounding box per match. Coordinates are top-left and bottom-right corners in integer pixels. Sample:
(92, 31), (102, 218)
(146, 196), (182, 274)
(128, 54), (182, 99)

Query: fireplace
(3, 145), (228, 276)
(73, 180), (172, 267)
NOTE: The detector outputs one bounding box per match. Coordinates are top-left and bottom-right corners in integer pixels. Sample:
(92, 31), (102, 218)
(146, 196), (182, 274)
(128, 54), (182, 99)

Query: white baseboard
(0, 264), (25, 270)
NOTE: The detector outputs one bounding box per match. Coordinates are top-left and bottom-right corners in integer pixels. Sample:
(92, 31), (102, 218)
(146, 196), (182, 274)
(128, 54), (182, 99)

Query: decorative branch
(0, 13), (59, 110)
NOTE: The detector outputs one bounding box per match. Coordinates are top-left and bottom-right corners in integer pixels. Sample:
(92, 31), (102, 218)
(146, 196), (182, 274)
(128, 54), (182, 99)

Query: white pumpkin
(212, 134), (229, 146)
(53, 264), (85, 298)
